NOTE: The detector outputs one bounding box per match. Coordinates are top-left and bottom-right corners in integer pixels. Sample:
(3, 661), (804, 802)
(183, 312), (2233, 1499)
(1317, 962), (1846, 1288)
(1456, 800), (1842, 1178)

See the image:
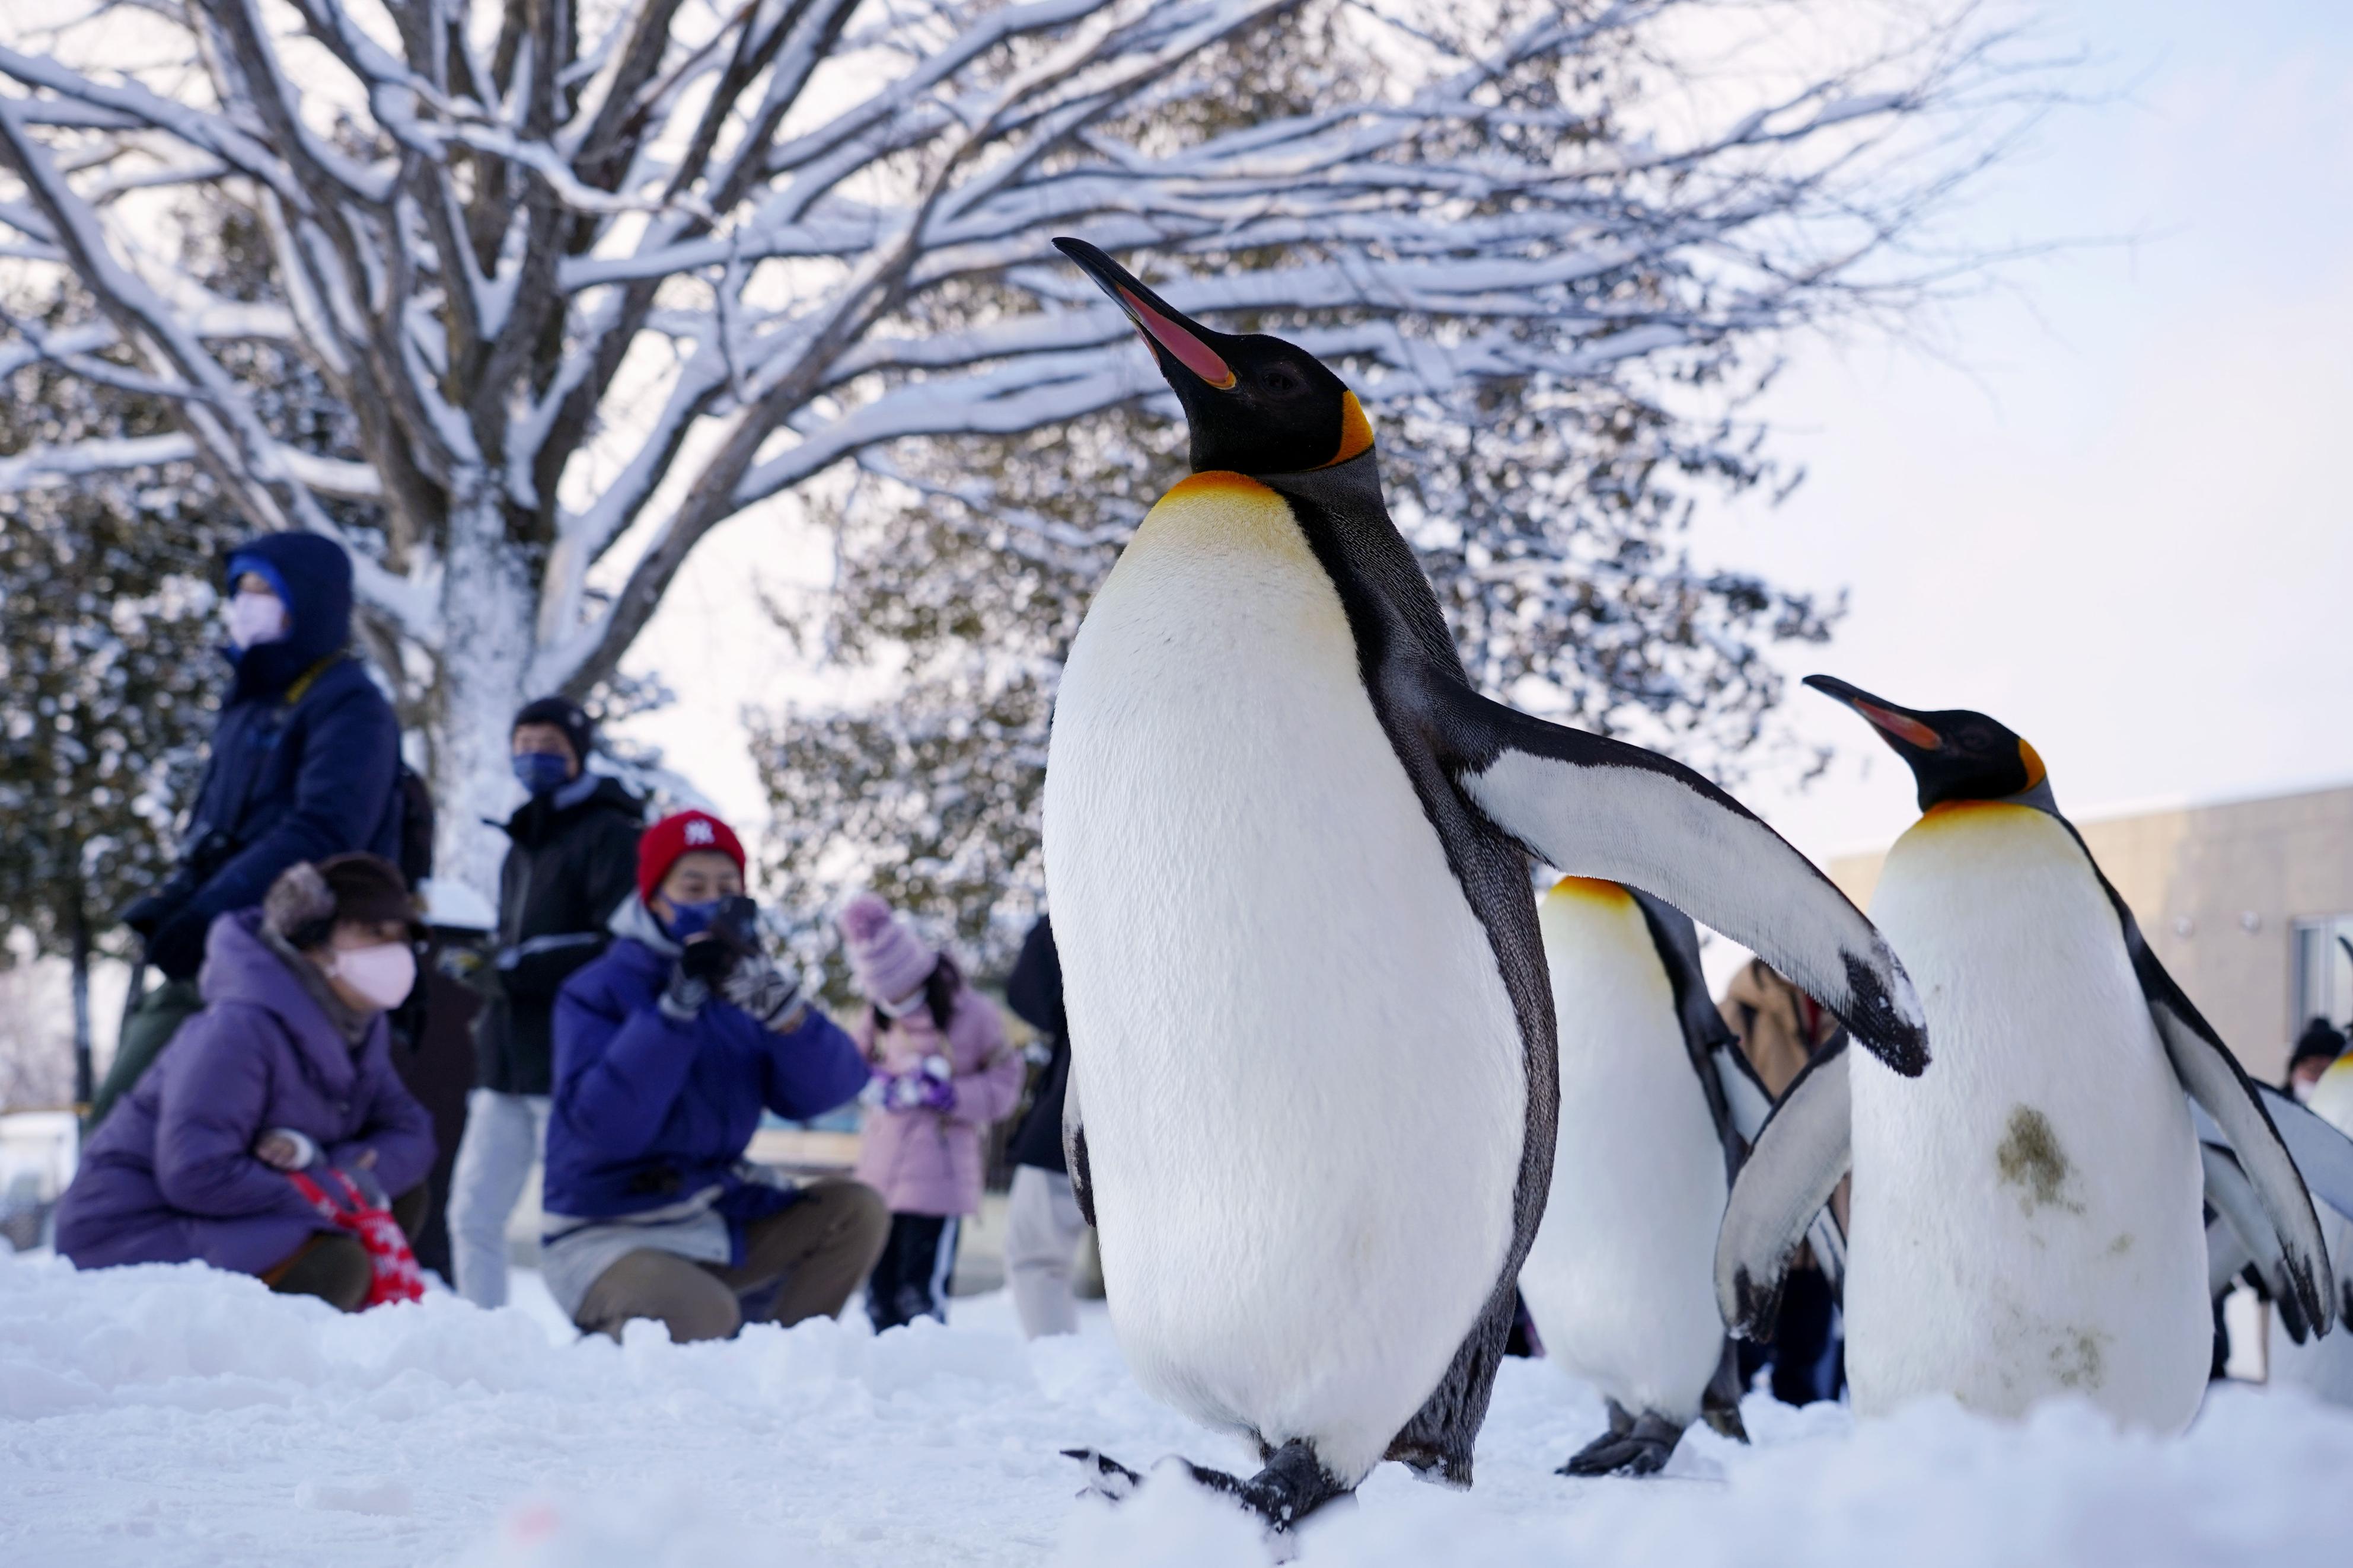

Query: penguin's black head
(1805, 675), (2051, 813)
(1054, 237), (1373, 477)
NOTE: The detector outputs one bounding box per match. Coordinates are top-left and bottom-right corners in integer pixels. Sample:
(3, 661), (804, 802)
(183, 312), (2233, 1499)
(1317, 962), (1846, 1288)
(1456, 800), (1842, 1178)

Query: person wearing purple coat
(541, 810), (887, 1343)
(58, 855), (437, 1311)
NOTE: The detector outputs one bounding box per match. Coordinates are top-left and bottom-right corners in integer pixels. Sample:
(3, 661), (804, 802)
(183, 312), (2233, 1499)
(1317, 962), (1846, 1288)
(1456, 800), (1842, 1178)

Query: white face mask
(2293, 1077), (2318, 1104)
(225, 588), (290, 650)
(329, 942), (416, 1011)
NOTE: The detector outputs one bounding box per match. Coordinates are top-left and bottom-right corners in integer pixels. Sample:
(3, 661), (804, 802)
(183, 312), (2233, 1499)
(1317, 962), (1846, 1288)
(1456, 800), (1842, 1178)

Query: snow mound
(5, 1247), (2353, 1567)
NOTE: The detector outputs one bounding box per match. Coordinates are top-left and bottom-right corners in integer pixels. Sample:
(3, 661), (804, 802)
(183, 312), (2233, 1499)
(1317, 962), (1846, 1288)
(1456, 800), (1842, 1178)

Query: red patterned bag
(286, 1168), (426, 1307)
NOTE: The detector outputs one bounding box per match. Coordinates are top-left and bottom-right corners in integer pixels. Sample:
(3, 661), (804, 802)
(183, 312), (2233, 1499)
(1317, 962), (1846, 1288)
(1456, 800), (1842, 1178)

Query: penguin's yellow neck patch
(1317, 391), (1375, 468)
(1546, 874), (1631, 908)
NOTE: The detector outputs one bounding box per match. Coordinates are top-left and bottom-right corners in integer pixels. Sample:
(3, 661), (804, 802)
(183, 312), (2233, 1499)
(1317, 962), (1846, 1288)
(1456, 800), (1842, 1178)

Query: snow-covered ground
(5, 1249), (2352, 1567)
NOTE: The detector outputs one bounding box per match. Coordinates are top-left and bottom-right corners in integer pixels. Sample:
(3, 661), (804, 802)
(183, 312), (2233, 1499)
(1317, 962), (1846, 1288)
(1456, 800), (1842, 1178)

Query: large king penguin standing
(1718, 676), (2335, 1433)
(1042, 238), (1930, 1529)
(1516, 879), (1773, 1476)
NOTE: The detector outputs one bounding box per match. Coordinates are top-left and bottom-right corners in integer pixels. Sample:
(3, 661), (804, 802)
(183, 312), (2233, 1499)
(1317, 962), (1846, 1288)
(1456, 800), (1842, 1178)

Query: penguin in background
(1517, 877), (1779, 1476)
(1718, 676), (2335, 1434)
(1042, 238), (1929, 1531)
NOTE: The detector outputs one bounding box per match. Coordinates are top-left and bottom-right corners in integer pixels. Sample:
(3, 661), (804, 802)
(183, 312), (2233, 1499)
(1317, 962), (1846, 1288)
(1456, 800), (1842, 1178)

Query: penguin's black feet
(1063, 1439), (1350, 1532)
(1063, 1447), (1143, 1502)
(1558, 1406), (1686, 1478)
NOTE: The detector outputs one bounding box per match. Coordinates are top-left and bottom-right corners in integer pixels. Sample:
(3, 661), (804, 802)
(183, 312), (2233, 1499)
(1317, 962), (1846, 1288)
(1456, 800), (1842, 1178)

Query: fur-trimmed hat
(264, 853), (415, 949)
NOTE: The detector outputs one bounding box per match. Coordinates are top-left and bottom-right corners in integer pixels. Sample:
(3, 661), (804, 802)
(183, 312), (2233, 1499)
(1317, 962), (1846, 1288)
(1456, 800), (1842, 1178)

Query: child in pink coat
(840, 894), (1022, 1329)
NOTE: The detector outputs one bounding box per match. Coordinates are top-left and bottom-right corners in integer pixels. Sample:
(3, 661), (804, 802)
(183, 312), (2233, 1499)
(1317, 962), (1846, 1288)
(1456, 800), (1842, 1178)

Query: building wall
(1825, 783), (2353, 1082)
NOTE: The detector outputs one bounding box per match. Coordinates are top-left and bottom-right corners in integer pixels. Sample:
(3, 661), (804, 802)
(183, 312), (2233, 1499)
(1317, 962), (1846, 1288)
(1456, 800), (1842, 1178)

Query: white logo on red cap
(684, 818), (715, 845)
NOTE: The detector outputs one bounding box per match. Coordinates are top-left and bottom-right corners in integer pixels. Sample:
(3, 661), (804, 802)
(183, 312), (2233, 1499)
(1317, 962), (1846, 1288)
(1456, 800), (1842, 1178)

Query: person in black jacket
(1001, 915), (1089, 1337)
(444, 697), (643, 1307)
(100, 533), (403, 1129)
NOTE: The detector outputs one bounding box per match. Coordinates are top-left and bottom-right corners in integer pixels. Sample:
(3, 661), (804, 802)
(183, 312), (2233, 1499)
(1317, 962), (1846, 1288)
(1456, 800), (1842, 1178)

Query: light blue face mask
(664, 899), (723, 941)
(512, 751), (571, 796)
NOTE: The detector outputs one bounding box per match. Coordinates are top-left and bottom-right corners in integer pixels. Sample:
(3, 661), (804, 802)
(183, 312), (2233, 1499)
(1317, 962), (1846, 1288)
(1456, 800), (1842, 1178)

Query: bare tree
(0, 0), (2033, 886)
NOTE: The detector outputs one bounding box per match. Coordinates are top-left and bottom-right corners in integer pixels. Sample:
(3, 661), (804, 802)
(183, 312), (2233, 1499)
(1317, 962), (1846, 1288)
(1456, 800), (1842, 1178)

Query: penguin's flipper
(1061, 1068), (1095, 1229)
(2154, 999), (2333, 1337)
(2251, 1085), (2353, 1225)
(2059, 816), (2334, 1334)
(1444, 696), (1927, 1077)
(1625, 889), (1748, 1181)
(1715, 1036), (1852, 1340)
(2199, 1143), (2297, 1330)
(2078, 854), (2336, 1337)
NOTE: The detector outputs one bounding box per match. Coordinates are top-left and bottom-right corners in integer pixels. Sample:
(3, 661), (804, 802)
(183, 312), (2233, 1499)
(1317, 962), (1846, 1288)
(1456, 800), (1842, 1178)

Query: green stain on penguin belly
(1995, 1105), (2084, 1216)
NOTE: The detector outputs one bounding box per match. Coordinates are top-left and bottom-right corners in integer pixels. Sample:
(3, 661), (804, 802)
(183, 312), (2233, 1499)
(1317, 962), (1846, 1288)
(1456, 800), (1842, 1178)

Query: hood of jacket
(225, 531), (354, 700)
(197, 907), (379, 1088)
(607, 893), (683, 959)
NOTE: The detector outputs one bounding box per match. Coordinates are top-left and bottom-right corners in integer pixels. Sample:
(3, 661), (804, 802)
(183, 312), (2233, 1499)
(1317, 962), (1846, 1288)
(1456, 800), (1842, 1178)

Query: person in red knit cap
(539, 809), (887, 1341)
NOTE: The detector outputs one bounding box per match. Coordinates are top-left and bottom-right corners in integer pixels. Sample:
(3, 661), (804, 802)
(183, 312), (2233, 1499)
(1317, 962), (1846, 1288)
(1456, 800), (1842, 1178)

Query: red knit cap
(636, 809), (745, 902)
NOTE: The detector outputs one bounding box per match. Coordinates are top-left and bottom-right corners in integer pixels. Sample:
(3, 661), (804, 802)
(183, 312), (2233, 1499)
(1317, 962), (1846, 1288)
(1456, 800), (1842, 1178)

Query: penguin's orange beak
(1054, 237), (1237, 391)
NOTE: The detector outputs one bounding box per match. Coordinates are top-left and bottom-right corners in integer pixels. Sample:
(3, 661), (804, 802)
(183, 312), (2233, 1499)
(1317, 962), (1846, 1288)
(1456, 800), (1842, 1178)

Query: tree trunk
(69, 884), (93, 1108)
(429, 481), (540, 898)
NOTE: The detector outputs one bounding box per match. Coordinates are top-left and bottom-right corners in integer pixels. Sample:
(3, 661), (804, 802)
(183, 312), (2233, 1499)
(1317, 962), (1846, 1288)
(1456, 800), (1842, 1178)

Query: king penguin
(1717, 676), (2335, 1434)
(1516, 877), (1771, 1476)
(1042, 238), (1930, 1530)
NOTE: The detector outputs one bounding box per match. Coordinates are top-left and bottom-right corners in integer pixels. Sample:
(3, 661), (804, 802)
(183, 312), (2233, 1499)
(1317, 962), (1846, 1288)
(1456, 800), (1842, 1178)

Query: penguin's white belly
(1517, 882), (1726, 1423)
(1850, 804), (2207, 1432)
(1044, 473), (1525, 1484)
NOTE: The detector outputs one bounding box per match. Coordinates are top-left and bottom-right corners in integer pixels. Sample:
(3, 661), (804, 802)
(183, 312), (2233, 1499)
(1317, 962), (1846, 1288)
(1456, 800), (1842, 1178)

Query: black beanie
(2290, 1017), (2347, 1071)
(513, 695), (595, 765)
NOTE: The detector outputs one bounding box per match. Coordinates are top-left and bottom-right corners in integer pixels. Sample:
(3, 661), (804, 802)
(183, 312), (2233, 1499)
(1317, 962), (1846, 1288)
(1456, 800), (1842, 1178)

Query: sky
(1686, 0), (2353, 863)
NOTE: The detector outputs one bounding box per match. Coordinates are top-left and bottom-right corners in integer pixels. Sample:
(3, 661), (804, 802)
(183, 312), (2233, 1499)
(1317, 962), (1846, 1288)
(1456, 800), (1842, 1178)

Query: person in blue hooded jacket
(542, 809), (888, 1342)
(99, 532), (403, 1128)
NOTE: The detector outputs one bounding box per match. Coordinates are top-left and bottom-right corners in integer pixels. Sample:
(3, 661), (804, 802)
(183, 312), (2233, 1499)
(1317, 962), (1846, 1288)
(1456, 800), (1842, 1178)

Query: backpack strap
(280, 653), (345, 710)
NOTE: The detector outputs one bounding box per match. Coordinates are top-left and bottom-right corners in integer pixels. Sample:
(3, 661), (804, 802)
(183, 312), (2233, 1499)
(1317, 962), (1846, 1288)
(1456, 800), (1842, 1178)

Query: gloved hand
(121, 894), (174, 938)
(148, 909), (211, 981)
(678, 935), (735, 985)
(723, 951), (805, 1032)
(660, 937), (734, 1021)
(884, 1055), (956, 1114)
(253, 1128), (319, 1170)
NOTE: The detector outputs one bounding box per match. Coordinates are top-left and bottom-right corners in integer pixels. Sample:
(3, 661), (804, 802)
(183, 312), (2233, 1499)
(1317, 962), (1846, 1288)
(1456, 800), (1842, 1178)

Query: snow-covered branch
(0, 0), (2051, 887)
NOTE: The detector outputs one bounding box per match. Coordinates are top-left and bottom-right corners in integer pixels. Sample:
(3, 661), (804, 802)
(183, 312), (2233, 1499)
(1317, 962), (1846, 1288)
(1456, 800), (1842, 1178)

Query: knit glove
(722, 951), (806, 1032)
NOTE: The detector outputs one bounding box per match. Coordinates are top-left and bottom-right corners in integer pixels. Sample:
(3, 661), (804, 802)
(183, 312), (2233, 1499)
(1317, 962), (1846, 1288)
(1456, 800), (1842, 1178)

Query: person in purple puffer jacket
(56, 855), (436, 1311)
(841, 894), (1023, 1331)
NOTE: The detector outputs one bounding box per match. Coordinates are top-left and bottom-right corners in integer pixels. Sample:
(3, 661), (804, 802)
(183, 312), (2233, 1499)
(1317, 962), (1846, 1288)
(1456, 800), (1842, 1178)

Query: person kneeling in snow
(57, 855), (436, 1311)
(840, 895), (1023, 1332)
(543, 811), (888, 1342)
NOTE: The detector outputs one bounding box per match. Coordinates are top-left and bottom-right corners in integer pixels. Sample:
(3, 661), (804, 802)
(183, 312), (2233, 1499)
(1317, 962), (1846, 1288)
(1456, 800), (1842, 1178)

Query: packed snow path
(4, 1250), (2351, 1567)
